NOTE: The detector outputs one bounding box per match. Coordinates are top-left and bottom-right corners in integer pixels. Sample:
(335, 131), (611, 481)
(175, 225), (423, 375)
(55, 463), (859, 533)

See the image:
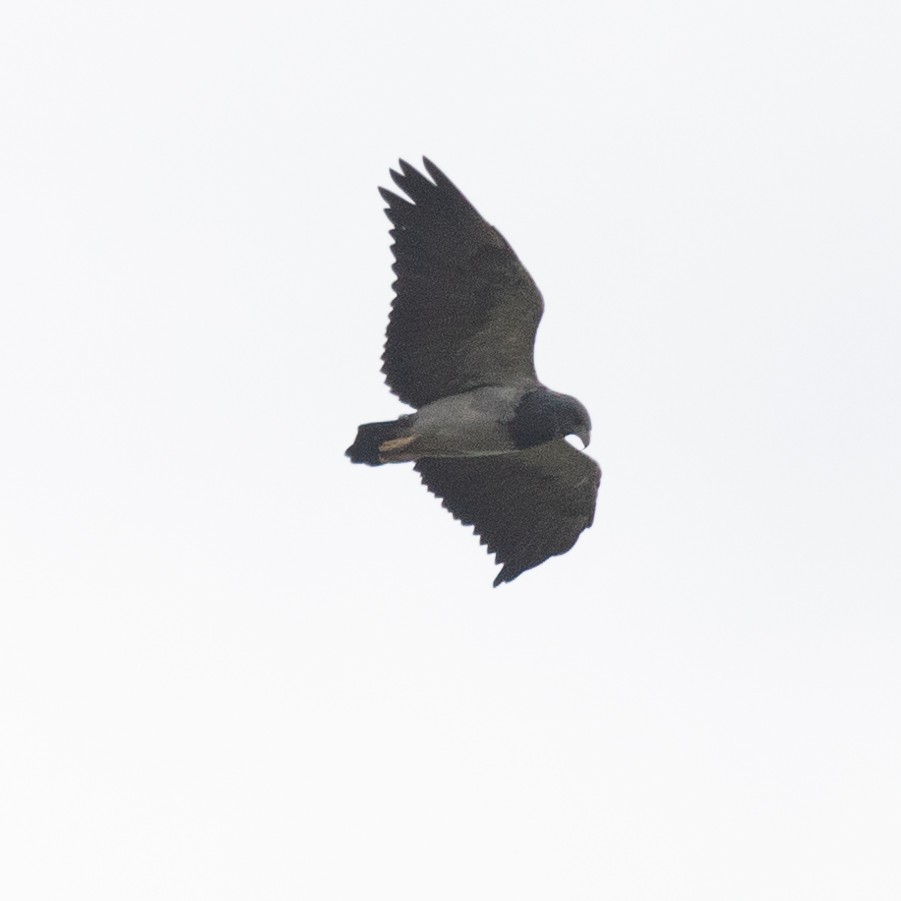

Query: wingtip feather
(422, 157), (447, 184)
(378, 186), (400, 205)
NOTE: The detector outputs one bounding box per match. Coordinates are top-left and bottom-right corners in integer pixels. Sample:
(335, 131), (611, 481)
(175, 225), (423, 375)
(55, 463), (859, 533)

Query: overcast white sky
(2, 2), (900, 898)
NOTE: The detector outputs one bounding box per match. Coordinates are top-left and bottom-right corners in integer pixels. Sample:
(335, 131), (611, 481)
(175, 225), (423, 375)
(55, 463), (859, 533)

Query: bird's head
(509, 389), (592, 450)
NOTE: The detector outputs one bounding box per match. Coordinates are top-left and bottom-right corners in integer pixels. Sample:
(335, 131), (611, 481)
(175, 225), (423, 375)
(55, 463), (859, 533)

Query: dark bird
(347, 159), (601, 586)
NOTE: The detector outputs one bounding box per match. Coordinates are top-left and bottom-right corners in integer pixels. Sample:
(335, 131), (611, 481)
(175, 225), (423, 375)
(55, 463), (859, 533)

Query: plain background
(2, 2), (900, 898)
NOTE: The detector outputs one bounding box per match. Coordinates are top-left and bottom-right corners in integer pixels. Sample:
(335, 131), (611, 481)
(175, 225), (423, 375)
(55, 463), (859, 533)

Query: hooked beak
(574, 426), (591, 449)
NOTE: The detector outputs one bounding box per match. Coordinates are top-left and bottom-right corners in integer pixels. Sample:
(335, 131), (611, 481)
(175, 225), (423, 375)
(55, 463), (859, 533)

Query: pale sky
(2, 2), (900, 899)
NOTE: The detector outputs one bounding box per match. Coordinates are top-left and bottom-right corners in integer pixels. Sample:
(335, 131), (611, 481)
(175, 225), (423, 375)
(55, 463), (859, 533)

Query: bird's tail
(346, 419), (415, 466)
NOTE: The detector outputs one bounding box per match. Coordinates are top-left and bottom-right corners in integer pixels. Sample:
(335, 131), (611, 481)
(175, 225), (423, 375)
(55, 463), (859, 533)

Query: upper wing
(380, 158), (544, 408)
(415, 440), (601, 586)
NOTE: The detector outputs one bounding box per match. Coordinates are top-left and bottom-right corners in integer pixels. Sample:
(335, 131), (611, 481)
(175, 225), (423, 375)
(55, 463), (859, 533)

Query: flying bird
(347, 158), (601, 586)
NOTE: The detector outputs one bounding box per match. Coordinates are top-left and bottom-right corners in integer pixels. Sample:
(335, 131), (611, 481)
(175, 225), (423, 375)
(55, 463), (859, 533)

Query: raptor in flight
(347, 159), (601, 586)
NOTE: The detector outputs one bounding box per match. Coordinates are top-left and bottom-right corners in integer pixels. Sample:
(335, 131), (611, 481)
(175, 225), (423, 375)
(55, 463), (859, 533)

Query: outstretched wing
(415, 441), (601, 586)
(380, 158), (544, 408)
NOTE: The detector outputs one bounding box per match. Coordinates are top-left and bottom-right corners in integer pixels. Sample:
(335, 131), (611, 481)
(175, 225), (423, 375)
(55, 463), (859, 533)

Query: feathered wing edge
(376, 158), (544, 408)
(414, 442), (601, 587)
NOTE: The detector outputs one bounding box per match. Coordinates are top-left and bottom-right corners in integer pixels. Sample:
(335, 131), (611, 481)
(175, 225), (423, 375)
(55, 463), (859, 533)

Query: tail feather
(346, 419), (411, 465)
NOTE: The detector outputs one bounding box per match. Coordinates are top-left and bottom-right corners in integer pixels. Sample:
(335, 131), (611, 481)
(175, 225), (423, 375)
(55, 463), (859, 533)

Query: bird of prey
(346, 158), (601, 586)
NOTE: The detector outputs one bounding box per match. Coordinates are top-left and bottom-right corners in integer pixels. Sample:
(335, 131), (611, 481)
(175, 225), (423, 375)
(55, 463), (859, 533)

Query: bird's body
(389, 386), (525, 460)
(347, 158), (601, 586)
